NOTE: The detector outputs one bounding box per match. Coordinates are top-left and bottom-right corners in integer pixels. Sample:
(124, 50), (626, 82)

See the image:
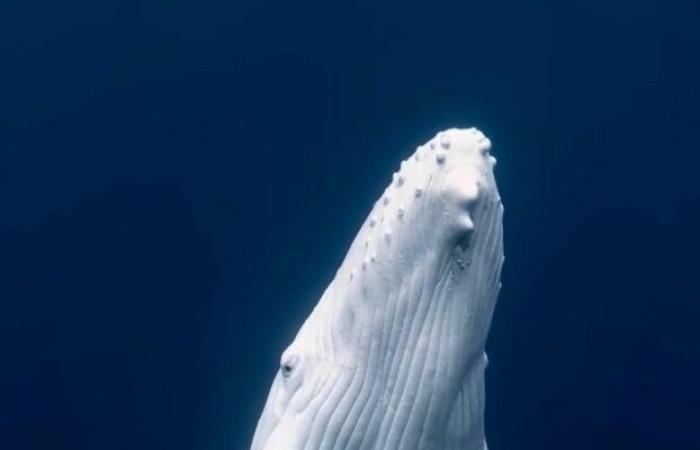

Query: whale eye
(280, 354), (298, 378)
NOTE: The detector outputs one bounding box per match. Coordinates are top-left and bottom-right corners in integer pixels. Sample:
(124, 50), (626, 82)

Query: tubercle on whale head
(342, 125), (498, 325)
(339, 127), (500, 280)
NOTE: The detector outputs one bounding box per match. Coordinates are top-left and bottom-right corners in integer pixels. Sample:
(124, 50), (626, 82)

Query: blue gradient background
(1, 1), (699, 449)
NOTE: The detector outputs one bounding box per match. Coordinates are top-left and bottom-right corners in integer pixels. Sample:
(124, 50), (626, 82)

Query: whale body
(251, 128), (504, 450)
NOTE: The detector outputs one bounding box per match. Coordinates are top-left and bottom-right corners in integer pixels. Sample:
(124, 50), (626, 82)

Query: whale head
(251, 128), (504, 450)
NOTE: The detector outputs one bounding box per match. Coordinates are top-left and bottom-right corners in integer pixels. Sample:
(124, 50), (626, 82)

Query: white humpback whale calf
(251, 128), (504, 450)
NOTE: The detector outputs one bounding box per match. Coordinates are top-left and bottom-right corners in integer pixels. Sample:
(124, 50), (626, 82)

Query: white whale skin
(251, 127), (504, 450)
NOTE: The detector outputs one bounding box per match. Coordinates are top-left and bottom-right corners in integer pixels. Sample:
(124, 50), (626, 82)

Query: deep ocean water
(1, 1), (699, 449)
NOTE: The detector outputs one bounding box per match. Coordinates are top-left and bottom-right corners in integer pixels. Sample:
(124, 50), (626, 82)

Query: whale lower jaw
(251, 128), (504, 450)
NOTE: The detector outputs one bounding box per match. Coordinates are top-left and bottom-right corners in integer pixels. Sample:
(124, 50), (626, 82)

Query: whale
(251, 128), (504, 450)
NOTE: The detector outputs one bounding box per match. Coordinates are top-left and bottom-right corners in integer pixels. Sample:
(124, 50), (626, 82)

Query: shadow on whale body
(251, 128), (505, 450)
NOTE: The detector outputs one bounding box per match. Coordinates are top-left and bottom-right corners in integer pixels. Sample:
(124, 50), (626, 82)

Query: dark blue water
(1, 1), (699, 449)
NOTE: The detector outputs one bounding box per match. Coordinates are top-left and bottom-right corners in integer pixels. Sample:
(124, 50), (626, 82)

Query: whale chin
(252, 127), (504, 450)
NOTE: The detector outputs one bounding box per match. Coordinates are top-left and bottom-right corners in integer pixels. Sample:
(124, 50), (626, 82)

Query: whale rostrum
(251, 128), (505, 450)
